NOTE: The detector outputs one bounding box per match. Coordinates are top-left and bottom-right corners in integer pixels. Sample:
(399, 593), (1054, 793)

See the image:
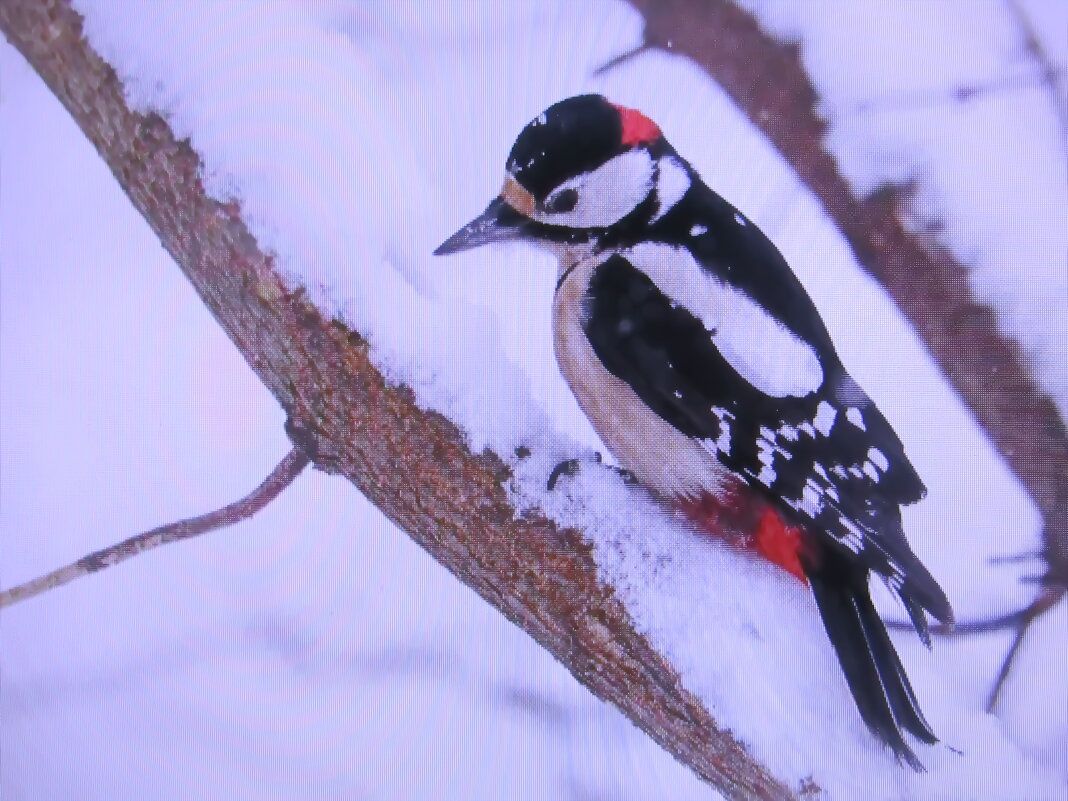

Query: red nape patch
(754, 507), (808, 583)
(610, 102), (661, 146)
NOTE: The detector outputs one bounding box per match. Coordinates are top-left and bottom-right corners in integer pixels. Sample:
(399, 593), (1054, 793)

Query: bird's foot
(546, 452), (637, 491)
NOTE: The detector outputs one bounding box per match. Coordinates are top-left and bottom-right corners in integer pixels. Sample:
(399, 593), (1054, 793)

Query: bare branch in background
(844, 70), (1064, 114)
(982, 585), (1064, 712)
(616, 0), (1068, 722)
(887, 581), (1065, 712)
(0, 1), (802, 796)
(619, 0), (1068, 665)
(1006, 0), (1068, 163)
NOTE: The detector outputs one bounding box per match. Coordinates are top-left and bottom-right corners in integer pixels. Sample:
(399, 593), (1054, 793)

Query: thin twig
(885, 585), (1065, 712)
(845, 70), (1062, 114)
(989, 549), (1045, 565)
(0, 446), (311, 608)
(885, 584), (1064, 636)
(1006, 0), (1068, 164)
(591, 42), (651, 77)
(984, 586), (1065, 712)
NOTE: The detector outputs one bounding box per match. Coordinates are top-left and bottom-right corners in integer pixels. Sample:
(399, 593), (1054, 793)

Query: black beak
(434, 197), (529, 256)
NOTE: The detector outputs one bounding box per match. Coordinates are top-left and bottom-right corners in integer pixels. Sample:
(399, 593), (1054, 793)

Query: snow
(736, 0), (1068, 424)
(0, 22), (713, 801)
(3, 0), (1066, 799)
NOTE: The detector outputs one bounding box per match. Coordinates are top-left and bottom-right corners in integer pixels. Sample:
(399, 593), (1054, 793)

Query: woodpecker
(435, 94), (953, 769)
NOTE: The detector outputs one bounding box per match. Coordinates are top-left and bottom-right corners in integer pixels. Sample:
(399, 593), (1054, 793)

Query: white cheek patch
(649, 155), (690, 223)
(624, 242), (824, 398)
(534, 148), (654, 229)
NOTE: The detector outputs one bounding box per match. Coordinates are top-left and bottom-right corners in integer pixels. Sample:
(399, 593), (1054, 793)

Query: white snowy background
(2, 1), (1065, 799)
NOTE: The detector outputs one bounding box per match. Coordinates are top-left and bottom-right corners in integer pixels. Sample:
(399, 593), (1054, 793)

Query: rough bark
(0, 1), (799, 798)
(625, 0), (1068, 582)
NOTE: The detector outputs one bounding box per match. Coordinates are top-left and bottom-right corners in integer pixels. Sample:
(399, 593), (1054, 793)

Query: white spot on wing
(813, 401), (837, 436)
(690, 224), (707, 236)
(863, 461), (880, 482)
(717, 425), (732, 454)
(868, 447), (889, 471)
(846, 406), (866, 430)
(711, 406), (735, 421)
(650, 156), (690, 223)
(625, 242), (824, 398)
(756, 439), (776, 466)
(705, 406), (734, 457)
(734, 212), (747, 226)
(756, 463), (776, 486)
(800, 481), (824, 516)
(705, 420), (732, 456)
(837, 516), (865, 553)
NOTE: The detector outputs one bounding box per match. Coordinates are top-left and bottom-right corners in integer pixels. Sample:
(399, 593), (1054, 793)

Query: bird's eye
(547, 188), (579, 213)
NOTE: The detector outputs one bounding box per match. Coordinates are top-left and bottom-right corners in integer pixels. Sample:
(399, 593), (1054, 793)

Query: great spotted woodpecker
(435, 94), (953, 769)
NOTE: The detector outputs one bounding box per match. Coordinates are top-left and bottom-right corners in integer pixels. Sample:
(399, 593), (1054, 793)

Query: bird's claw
(546, 453), (638, 491)
(547, 458), (583, 491)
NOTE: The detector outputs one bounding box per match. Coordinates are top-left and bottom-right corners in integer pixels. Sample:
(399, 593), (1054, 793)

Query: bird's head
(435, 95), (690, 258)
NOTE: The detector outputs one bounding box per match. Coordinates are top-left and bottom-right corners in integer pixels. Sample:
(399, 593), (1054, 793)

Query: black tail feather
(854, 591), (939, 745)
(806, 557), (938, 770)
(901, 591), (933, 649)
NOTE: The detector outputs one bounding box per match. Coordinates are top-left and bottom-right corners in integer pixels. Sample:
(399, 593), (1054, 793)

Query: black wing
(581, 250), (950, 622)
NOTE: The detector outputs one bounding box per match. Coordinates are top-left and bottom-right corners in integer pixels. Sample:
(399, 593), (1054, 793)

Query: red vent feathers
(611, 103), (661, 146)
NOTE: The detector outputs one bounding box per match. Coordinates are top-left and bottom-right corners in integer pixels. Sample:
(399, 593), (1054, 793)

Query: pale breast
(552, 254), (733, 501)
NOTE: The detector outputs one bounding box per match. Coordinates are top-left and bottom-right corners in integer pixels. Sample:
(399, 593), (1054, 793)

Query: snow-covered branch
(624, 0), (1068, 586)
(0, 1), (801, 797)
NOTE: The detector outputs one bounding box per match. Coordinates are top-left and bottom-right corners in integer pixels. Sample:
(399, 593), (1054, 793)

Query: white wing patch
(868, 447), (889, 471)
(813, 400), (837, 435)
(704, 405), (735, 456)
(624, 242), (824, 398)
(650, 156), (690, 223)
(846, 406), (866, 430)
(534, 148), (654, 229)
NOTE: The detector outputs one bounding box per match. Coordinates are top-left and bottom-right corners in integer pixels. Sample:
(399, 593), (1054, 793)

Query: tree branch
(0, 1), (800, 797)
(622, 0), (1068, 622)
(983, 585), (1065, 712)
(0, 446), (311, 608)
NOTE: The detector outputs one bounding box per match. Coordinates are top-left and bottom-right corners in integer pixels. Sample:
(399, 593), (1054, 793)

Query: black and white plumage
(436, 94), (953, 769)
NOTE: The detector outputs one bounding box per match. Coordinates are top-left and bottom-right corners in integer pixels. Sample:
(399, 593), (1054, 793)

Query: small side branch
(1006, 0), (1068, 161)
(0, 446), (310, 608)
(885, 585), (1065, 712)
(983, 585), (1064, 712)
